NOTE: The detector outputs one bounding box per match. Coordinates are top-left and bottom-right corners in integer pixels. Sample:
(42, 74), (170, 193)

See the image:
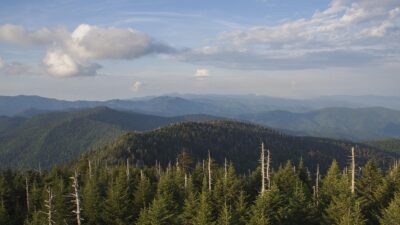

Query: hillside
(366, 138), (400, 154)
(240, 107), (400, 141)
(0, 107), (217, 169)
(87, 121), (394, 172)
(3, 95), (400, 141)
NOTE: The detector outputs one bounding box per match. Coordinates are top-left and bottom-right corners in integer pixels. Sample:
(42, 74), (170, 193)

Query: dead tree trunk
(266, 149), (271, 191)
(184, 173), (188, 189)
(261, 142), (265, 195)
(224, 158), (228, 182)
(315, 164), (319, 205)
(208, 151), (212, 192)
(44, 187), (54, 225)
(126, 158), (130, 182)
(25, 176), (30, 213)
(70, 170), (82, 225)
(88, 160), (92, 180)
(351, 147), (356, 194)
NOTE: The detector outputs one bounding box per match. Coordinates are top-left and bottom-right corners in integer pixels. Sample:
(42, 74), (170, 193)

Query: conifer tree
(180, 176), (198, 225)
(379, 192), (400, 225)
(248, 185), (281, 225)
(133, 173), (154, 213)
(103, 170), (132, 225)
(217, 202), (232, 225)
(321, 160), (342, 207)
(194, 176), (214, 225)
(136, 196), (175, 225)
(0, 198), (9, 225)
(357, 160), (384, 224)
(82, 173), (103, 225)
(233, 191), (248, 225)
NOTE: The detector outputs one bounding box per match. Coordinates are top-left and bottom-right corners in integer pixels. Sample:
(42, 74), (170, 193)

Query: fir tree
(379, 192), (400, 225)
(136, 196), (175, 225)
(180, 176), (197, 225)
(103, 170), (132, 225)
(217, 202), (232, 225)
(194, 176), (215, 225)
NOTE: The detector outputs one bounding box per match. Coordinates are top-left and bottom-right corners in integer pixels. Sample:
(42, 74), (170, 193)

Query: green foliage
(0, 107), (217, 169)
(366, 138), (400, 153)
(0, 151), (398, 225)
(103, 170), (132, 225)
(379, 192), (400, 225)
(242, 107), (400, 140)
(89, 121), (393, 173)
(136, 197), (175, 225)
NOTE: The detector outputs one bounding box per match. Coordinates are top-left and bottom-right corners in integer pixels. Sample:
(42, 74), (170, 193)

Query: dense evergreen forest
(1, 148), (399, 225)
(87, 121), (394, 173)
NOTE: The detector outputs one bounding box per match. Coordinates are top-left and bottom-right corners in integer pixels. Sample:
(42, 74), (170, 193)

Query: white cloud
(67, 24), (173, 60)
(0, 24), (54, 45)
(181, 0), (400, 70)
(0, 23), (175, 77)
(43, 49), (101, 77)
(194, 68), (209, 78)
(131, 81), (142, 92)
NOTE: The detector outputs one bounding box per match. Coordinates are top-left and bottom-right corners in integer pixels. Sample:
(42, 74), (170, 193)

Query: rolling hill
(85, 121), (395, 173)
(0, 107), (217, 169)
(366, 138), (400, 154)
(240, 107), (400, 141)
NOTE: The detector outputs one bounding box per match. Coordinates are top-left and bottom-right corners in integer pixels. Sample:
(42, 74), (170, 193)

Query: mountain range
(2, 95), (400, 141)
(0, 107), (217, 169)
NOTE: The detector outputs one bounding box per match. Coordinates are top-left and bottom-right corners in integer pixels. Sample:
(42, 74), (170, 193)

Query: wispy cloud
(0, 57), (38, 76)
(180, 0), (400, 70)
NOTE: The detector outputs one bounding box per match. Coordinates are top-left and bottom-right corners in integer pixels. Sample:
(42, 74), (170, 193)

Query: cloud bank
(1, 0), (399, 75)
(0, 24), (174, 77)
(181, 0), (400, 70)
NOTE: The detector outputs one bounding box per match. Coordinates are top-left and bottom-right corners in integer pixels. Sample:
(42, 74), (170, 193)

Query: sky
(0, 0), (399, 100)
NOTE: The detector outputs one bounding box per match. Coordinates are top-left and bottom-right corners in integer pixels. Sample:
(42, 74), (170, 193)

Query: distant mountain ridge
(2, 94), (400, 117)
(2, 95), (400, 141)
(240, 107), (400, 141)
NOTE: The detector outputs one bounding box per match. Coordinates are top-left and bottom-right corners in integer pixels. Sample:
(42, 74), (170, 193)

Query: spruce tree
(217, 202), (232, 225)
(379, 192), (400, 225)
(233, 191), (248, 225)
(103, 170), (132, 225)
(133, 174), (154, 213)
(180, 176), (197, 225)
(82, 175), (103, 225)
(0, 198), (9, 225)
(194, 176), (214, 225)
(248, 185), (281, 225)
(357, 160), (384, 224)
(136, 196), (175, 225)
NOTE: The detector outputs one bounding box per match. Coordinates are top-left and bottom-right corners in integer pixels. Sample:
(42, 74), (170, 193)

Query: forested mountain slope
(366, 138), (400, 153)
(87, 121), (394, 172)
(240, 107), (400, 140)
(0, 107), (217, 169)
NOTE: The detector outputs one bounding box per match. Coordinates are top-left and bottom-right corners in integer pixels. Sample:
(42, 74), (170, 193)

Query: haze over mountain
(240, 107), (400, 141)
(3, 94), (400, 116)
(2, 95), (400, 141)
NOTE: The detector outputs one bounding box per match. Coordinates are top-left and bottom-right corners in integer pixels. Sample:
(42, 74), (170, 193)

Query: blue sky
(0, 0), (399, 100)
